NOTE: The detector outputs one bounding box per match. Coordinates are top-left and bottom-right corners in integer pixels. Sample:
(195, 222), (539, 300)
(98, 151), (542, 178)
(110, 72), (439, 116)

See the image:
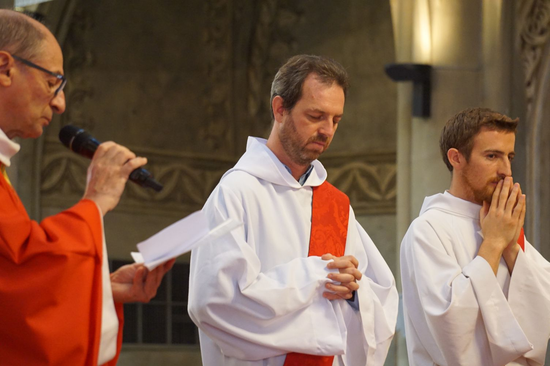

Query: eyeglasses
(12, 55), (67, 97)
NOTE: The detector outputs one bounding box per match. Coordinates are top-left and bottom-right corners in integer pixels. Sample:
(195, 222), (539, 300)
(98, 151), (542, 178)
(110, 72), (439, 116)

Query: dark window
(110, 260), (199, 345)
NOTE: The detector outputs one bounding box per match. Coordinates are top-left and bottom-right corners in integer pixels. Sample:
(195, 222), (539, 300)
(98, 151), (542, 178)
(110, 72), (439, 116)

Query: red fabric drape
(518, 227), (525, 251)
(284, 181), (350, 366)
(0, 172), (122, 365)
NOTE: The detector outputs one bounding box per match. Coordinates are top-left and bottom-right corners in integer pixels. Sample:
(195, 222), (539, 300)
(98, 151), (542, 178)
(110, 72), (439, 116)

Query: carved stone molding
(41, 140), (395, 216)
(322, 153), (396, 215)
(40, 140), (235, 216)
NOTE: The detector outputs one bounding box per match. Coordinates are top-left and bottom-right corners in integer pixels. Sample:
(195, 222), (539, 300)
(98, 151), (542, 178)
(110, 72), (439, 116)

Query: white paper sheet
(132, 211), (242, 270)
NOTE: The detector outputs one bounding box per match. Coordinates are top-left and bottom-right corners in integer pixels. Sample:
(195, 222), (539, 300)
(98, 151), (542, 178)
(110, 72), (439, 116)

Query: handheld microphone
(59, 125), (163, 192)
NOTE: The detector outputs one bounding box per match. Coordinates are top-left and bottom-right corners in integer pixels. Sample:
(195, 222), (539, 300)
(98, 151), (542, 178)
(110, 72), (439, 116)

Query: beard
(279, 115), (330, 166)
(462, 167), (502, 204)
(472, 182), (497, 204)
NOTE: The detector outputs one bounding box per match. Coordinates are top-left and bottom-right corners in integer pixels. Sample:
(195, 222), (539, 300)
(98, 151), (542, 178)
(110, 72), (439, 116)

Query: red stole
(283, 181), (350, 366)
(518, 227), (525, 251)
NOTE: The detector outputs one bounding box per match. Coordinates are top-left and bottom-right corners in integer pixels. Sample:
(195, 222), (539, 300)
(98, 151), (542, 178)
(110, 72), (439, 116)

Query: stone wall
(33, 0), (397, 364)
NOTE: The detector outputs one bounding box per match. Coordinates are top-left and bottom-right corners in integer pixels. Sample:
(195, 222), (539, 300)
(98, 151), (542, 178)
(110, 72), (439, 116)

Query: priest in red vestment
(0, 9), (173, 365)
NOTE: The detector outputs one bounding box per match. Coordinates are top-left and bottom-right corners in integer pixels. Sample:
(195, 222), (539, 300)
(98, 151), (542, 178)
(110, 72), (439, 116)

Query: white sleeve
(343, 208), (398, 366)
(401, 219), (533, 366)
(507, 240), (550, 364)
(188, 184), (346, 361)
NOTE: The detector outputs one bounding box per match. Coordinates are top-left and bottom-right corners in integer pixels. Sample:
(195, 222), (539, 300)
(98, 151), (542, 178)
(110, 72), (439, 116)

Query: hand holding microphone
(59, 125), (163, 215)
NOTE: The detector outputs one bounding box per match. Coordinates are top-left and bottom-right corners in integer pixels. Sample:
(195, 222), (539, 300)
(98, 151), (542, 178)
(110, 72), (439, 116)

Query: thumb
(321, 253), (335, 260)
(133, 265), (147, 287)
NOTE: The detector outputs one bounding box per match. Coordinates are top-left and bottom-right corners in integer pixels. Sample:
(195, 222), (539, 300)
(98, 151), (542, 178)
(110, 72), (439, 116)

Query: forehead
(31, 28), (64, 73)
(296, 74), (345, 113)
(472, 128), (516, 152)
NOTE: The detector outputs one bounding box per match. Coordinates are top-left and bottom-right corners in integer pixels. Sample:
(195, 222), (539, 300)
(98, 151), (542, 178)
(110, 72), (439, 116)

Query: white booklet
(131, 211), (242, 270)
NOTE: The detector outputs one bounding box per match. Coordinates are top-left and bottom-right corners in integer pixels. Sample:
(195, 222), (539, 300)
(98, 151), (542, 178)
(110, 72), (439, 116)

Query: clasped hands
(479, 177), (526, 273)
(480, 177), (525, 251)
(321, 254), (362, 300)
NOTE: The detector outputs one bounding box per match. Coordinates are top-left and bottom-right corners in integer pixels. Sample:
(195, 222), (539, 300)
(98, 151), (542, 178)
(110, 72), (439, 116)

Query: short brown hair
(270, 55), (349, 119)
(440, 107), (519, 171)
(0, 10), (46, 61)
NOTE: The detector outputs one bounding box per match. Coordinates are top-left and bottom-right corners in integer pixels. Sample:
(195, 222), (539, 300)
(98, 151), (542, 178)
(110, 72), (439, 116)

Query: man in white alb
(400, 107), (550, 365)
(188, 55), (398, 366)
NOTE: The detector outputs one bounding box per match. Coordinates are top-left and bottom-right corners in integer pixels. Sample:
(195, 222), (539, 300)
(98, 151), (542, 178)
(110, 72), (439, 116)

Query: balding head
(0, 10), (66, 139)
(0, 9), (48, 61)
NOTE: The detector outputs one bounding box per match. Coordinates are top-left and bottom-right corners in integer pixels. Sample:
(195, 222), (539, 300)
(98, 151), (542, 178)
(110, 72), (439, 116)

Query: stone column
(388, 0), (414, 364)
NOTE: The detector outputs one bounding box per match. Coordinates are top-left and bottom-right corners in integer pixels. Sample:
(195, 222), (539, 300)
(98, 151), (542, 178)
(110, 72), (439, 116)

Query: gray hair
(0, 10), (46, 60)
(270, 54), (349, 119)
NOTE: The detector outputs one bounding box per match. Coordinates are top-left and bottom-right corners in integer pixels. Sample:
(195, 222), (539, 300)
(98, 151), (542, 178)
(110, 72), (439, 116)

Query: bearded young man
(400, 107), (550, 366)
(188, 55), (398, 366)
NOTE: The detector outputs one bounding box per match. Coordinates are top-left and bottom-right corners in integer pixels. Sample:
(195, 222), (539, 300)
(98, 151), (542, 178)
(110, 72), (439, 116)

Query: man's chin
(24, 127), (45, 139)
(306, 145), (326, 157)
(475, 189), (495, 205)
(303, 152), (321, 163)
(291, 153), (318, 167)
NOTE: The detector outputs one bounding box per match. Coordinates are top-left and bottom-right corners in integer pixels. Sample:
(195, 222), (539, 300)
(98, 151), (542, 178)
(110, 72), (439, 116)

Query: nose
(50, 90), (66, 114)
(319, 118), (336, 138)
(499, 158), (512, 178)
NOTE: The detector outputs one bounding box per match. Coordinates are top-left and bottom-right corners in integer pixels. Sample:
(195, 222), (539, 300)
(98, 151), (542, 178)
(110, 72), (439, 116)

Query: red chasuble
(0, 173), (123, 365)
(284, 181), (350, 366)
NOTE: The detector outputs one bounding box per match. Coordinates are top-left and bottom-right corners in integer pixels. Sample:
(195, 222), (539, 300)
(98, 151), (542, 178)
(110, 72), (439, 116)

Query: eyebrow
(307, 108), (343, 118)
(484, 149), (515, 157)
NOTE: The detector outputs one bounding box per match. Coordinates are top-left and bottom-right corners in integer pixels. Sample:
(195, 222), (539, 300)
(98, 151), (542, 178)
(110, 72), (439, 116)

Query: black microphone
(59, 125), (163, 192)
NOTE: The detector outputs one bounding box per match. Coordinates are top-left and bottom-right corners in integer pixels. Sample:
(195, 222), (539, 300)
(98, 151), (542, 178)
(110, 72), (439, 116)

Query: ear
(0, 51), (14, 87)
(447, 148), (464, 171)
(271, 96), (286, 124)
